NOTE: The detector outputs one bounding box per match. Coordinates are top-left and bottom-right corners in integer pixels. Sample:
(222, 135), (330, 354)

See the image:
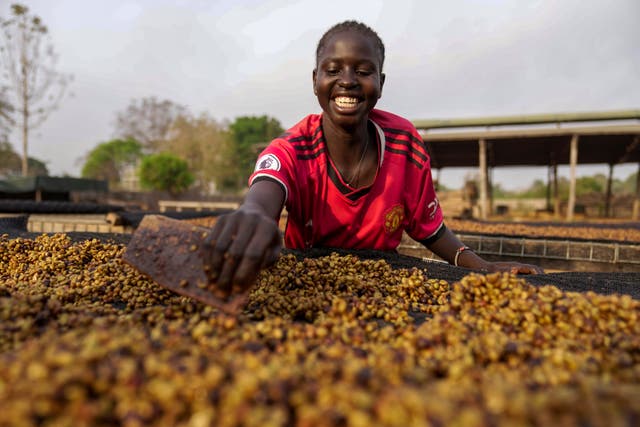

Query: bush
(138, 153), (194, 196)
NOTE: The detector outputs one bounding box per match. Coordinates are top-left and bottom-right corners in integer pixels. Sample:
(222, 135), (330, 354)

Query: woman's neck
(322, 116), (370, 165)
(322, 116), (377, 188)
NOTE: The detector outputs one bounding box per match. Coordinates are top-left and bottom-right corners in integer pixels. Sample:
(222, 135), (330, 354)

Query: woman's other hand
(484, 261), (544, 275)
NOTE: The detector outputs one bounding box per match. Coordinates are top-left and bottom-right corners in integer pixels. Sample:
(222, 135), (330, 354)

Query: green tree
(228, 115), (283, 188)
(27, 156), (47, 176)
(576, 174), (605, 195)
(138, 153), (194, 196)
(490, 182), (512, 199)
(518, 179), (548, 199)
(0, 141), (20, 175)
(81, 138), (142, 188)
(0, 140), (47, 176)
(0, 3), (72, 176)
(0, 87), (12, 141)
(618, 171), (638, 194)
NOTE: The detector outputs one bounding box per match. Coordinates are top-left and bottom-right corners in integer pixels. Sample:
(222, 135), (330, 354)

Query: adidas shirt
(249, 109), (444, 250)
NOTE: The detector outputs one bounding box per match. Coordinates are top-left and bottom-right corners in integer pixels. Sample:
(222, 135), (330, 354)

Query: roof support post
(605, 163), (614, 218)
(552, 163), (560, 218)
(633, 162), (640, 220)
(488, 166), (494, 216)
(566, 134), (579, 222)
(546, 165), (552, 211)
(478, 138), (488, 220)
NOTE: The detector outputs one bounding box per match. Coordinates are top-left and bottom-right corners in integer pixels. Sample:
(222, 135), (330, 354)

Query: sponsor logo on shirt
(384, 205), (405, 234)
(255, 154), (281, 172)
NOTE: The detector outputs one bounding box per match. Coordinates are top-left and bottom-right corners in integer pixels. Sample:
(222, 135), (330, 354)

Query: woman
(204, 21), (542, 298)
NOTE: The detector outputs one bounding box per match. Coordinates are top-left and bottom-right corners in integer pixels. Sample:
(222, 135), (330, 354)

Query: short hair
(316, 20), (385, 71)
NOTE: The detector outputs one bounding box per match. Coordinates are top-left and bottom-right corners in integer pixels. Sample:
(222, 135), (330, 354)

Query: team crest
(255, 154), (281, 172)
(384, 205), (405, 234)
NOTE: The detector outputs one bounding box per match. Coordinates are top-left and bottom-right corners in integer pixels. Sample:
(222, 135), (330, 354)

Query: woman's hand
(484, 261), (544, 275)
(202, 208), (282, 299)
(426, 228), (544, 275)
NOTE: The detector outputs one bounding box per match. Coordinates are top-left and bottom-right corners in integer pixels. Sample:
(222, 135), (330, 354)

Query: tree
(490, 182), (510, 199)
(165, 113), (235, 194)
(0, 3), (72, 176)
(228, 115), (283, 188)
(80, 138), (142, 189)
(138, 153), (194, 196)
(0, 141), (20, 176)
(26, 156), (47, 176)
(576, 174), (605, 195)
(0, 140), (47, 177)
(0, 87), (12, 141)
(113, 97), (187, 152)
(620, 171), (638, 194)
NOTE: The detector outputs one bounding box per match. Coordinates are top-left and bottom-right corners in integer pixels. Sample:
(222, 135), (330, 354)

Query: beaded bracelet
(454, 245), (471, 267)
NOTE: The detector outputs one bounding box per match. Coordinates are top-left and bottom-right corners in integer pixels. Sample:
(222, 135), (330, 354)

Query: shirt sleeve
(404, 133), (445, 243)
(248, 139), (297, 209)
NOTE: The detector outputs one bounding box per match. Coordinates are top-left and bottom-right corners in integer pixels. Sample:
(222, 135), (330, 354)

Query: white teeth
(334, 97), (359, 107)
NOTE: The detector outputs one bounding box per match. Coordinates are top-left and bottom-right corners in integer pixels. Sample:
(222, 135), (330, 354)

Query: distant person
(203, 20), (543, 297)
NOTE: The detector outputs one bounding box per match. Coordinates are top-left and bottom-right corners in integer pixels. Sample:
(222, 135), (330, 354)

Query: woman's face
(313, 31), (385, 130)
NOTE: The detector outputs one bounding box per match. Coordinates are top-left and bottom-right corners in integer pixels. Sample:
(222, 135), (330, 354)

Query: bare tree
(114, 97), (187, 152)
(0, 3), (72, 176)
(165, 113), (234, 194)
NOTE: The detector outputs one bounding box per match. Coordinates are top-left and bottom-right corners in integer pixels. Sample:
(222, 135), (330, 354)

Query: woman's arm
(426, 227), (544, 274)
(203, 179), (286, 297)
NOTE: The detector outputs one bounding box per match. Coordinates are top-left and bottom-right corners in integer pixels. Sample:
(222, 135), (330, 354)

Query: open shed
(413, 110), (640, 220)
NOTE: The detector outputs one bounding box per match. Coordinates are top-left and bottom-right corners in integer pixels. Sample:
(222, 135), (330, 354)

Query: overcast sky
(3, 0), (640, 189)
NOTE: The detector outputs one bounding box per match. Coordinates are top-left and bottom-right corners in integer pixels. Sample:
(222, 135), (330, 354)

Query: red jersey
(249, 109), (444, 251)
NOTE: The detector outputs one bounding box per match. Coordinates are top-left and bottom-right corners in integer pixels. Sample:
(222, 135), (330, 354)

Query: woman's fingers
(205, 214), (238, 283)
(491, 261), (544, 275)
(230, 219), (283, 294)
(214, 213), (259, 295)
(203, 210), (282, 299)
(262, 226), (284, 268)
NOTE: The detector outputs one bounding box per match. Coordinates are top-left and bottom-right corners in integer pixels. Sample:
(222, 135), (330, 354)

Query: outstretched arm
(426, 227), (544, 274)
(203, 179), (285, 298)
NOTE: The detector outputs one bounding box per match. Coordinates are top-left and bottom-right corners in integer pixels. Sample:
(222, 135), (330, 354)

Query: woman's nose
(338, 69), (357, 87)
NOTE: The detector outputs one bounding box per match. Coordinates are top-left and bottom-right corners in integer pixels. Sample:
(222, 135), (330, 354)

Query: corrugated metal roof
(411, 111), (640, 168)
(413, 110), (640, 130)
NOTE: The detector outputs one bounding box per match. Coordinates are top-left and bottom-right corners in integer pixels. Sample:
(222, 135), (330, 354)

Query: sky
(2, 0), (639, 190)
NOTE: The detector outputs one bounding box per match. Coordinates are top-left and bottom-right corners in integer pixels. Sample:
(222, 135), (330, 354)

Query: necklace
(346, 138), (368, 187)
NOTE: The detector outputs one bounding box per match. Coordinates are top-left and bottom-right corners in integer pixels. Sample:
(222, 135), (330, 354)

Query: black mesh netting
(0, 215), (29, 231)
(0, 200), (124, 214)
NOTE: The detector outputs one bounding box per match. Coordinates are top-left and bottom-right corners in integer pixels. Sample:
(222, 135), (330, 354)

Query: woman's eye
(356, 69), (373, 76)
(326, 68), (339, 75)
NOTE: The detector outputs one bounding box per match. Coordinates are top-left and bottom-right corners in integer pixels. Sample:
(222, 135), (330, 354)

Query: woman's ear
(312, 69), (318, 95)
(379, 73), (386, 98)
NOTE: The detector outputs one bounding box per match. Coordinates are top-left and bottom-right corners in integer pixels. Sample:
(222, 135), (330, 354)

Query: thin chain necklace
(346, 138), (368, 187)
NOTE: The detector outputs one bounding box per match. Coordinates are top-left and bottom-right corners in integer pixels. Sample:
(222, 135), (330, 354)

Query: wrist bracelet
(454, 245), (471, 267)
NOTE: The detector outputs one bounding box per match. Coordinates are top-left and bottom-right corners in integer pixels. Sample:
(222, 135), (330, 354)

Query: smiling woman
(195, 20), (543, 299)
(313, 26), (384, 188)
